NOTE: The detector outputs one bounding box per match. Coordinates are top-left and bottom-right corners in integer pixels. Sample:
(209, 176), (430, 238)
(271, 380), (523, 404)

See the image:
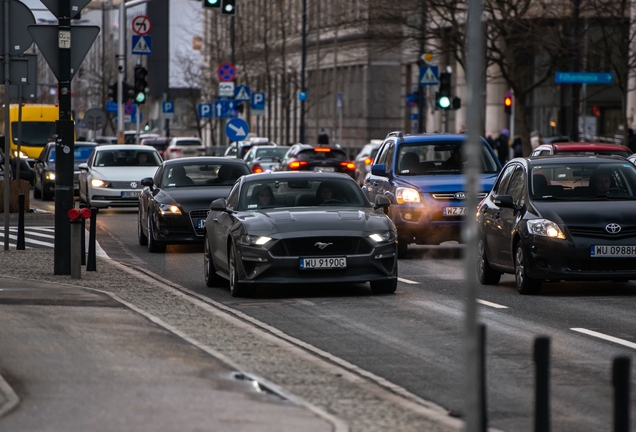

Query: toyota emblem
(454, 192), (467, 200)
(130, 181), (138, 189)
(605, 223), (621, 234)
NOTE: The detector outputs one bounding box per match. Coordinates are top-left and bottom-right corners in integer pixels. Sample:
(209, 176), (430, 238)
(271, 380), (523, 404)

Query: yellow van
(8, 104), (60, 159)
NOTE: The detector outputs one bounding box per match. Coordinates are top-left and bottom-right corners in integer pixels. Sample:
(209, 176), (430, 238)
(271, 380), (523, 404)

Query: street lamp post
(299, 0), (307, 144)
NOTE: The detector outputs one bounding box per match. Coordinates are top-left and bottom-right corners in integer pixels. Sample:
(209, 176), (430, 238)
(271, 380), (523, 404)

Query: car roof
(95, 144), (157, 151)
(161, 156), (247, 166)
(526, 154), (630, 166)
(241, 171), (356, 182)
(548, 142), (630, 151)
(399, 133), (470, 144)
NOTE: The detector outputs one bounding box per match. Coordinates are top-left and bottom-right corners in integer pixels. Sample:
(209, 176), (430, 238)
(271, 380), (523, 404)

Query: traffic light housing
(203, 0), (221, 8)
(107, 82), (118, 101)
(125, 83), (135, 102)
(134, 65), (148, 104)
(436, 72), (451, 110)
(504, 94), (513, 115)
(221, 0), (236, 15)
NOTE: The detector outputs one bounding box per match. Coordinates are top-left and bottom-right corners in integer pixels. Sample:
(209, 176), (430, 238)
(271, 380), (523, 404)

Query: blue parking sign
(198, 103), (212, 119)
(252, 92), (265, 110)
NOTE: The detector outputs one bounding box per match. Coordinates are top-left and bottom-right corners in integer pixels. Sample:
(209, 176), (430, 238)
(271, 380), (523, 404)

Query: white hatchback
(164, 137), (206, 160)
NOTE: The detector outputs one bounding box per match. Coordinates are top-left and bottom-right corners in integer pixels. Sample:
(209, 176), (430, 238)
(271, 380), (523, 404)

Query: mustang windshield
(239, 177), (369, 210)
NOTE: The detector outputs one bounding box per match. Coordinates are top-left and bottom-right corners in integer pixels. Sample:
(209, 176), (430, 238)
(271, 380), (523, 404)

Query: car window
(493, 164), (516, 195)
(375, 140), (393, 166)
(255, 147), (288, 160)
(50, 146), (95, 162)
(396, 140), (499, 175)
(95, 149), (160, 167)
(173, 140), (202, 147)
(161, 163), (249, 187)
(506, 167), (525, 206)
(226, 183), (240, 210)
(296, 148), (348, 161)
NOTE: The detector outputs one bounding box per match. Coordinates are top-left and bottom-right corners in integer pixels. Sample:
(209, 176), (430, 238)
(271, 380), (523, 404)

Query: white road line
(397, 277), (419, 285)
(9, 228), (55, 239)
(477, 299), (508, 309)
(0, 233), (55, 247)
(571, 328), (636, 350)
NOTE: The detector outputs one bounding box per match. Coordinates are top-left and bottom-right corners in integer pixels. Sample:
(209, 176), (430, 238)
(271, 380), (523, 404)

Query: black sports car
(202, 172), (398, 297)
(138, 157), (251, 252)
(477, 155), (636, 294)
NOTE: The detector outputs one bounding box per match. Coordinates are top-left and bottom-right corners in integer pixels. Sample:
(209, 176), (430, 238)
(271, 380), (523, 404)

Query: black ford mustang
(138, 157), (251, 252)
(203, 172), (398, 297)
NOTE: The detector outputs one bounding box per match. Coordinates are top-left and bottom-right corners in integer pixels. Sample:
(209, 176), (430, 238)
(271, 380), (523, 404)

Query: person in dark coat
(496, 129), (510, 166)
(318, 128), (330, 145)
(628, 128), (636, 154)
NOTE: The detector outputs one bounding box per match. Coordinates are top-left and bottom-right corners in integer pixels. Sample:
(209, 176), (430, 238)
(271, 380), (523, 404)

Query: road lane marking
(398, 277), (419, 284)
(571, 328), (636, 350)
(477, 299), (508, 309)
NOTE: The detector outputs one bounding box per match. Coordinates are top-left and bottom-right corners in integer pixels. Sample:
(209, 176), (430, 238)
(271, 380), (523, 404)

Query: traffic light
(436, 72), (451, 110)
(134, 65), (148, 104)
(452, 96), (461, 110)
(504, 94), (513, 115)
(203, 0), (221, 8)
(107, 82), (118, 101)
(124, 82), (135, 102)
(221, 0), (236, 15)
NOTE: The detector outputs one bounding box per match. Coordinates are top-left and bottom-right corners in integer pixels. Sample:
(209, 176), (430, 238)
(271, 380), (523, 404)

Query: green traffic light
(135, 92), (146, 104)
(208, 0), (219, 3)
(438, 96), (451, 109)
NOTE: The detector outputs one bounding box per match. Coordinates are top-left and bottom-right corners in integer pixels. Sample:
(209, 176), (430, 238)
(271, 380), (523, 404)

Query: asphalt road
(78, 208), (636, 431)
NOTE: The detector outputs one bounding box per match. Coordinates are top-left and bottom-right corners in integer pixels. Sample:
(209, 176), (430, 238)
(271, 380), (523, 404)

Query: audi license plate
(314, 166), (335, 172)
(590, 245), (636, 257)
(300, 257), (347, 269)
(121, 191), (140, 198)
(443, 207), (467, 216)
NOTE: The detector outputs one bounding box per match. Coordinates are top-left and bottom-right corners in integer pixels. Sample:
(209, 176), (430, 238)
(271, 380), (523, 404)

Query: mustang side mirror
(371, 163), (387, 176)
(210, 197), (227, 211)
(140, 177), (153, 187)
(374, 194), (391, 209)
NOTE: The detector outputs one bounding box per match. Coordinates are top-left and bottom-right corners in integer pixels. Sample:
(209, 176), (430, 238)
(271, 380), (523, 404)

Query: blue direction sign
(106, 101), (118, 113)
(213, 99), (237, 119)
(235, 85), (251, 101)
(132, 35), (152, 55)
(198, 103), (213, 119)
(419, 66), (439, 85)
(226, 118), (249, 142)
(555, 72), (614, 85)
(252, 92), (265, 110)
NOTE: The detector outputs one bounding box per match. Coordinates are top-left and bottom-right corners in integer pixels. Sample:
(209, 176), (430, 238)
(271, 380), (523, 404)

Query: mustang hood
(90, 166), (159, 182)
(399, 173), (499, 193)
(534, 200), (636, 226)
(240, 208), (392, 235)
(157, 186), (232, 210)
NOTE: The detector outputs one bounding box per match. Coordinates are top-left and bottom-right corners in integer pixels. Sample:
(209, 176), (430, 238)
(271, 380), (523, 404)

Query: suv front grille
(431, 192), (487, 201)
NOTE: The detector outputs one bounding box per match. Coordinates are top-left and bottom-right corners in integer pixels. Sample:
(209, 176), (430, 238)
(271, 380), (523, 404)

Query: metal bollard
(534, 336), (551, 432)
(479, 323), (488, 432)
(79, 202), (86, 265)
(70, 219), (82, 279)
(86, 207), (98, 271)
(613, 356), (631, 432)
(17, 193), (25, 250)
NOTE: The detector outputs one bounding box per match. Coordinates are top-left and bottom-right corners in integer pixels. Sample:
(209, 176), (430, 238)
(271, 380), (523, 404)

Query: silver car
(243, 145), (289, 173)
(354, 140), (382, 185)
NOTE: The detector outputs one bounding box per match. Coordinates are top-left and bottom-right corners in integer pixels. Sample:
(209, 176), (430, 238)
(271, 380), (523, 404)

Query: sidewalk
(0, 247), (465, 432)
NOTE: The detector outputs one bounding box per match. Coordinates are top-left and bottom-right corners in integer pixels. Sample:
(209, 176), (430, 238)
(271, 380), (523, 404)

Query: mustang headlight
(158, 203), (182, 215)
(369, 231), (396, 243)
(240, 235), (272, 246)
(90, 178), (109, 188)
(527, 219), (566, 239)
(45, 171), (55, 181)
(396, 187), (421, 204)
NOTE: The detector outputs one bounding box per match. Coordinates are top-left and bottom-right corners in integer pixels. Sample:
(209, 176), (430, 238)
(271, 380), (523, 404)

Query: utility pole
(117, 0), (125, 143)
(417, 1), (427, 133)
(570, 0), (581, 142)
(299, 0), (306, 144)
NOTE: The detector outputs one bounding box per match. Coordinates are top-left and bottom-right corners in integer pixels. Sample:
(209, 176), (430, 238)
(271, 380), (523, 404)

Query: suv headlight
(45, 171), (55, 181)
(527, 219), (566, 239)
(90, 178), (109, 188)
(240, 235), (272, 246)
(369, 231), (396, 243)
(396, 187), (420, 204)
(158, 203), (181, 215)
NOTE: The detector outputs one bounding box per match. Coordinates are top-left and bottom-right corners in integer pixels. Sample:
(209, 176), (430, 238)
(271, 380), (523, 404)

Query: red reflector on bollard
(68, 208), (81, 221)
(80, 208), (92, 220)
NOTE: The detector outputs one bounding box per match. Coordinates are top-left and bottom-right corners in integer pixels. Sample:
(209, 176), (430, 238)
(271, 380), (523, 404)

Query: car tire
(477, 238), (502, 285)
(229, 243), (250, 297)
(397, 238), (408, 259)
(33, 177), (42, 199)
(515, 243), (541, 295)
(370, 278), (397, 294)
(147, 214), (166, 253)
(204, 233), (227, 287)
(137, 210), (148, 246)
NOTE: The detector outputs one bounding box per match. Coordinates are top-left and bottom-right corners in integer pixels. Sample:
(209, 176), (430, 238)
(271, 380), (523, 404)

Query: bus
(7, 104), (60, 159)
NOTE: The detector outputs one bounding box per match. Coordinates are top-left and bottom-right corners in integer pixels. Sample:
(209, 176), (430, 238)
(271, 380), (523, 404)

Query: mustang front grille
(269, 236), (373, 257)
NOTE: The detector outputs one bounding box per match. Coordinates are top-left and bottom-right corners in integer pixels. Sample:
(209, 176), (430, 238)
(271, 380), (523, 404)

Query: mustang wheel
(147, 215), (166, 253)
(229, 243), (250, 297)
(477, 238), (501, 285)
(204, 233), (226, 287)
(515, 243), (541, 295)
(137, 210), (148, 246)
(370, 278), (397, 294)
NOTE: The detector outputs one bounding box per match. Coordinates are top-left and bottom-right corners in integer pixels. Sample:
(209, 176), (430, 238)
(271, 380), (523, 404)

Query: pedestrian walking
(496, 129), (510, 166)
(318, 128), (330, 145)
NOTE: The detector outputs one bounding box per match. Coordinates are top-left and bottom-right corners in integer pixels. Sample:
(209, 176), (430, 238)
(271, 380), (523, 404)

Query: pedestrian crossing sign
(419, 65), (439, 86)
(132, 35), (152, 55)
(235, 85), (251, 102)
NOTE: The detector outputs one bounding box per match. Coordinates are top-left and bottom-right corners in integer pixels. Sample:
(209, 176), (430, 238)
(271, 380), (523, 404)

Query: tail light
(289, 161), (308, 169)
(314, 148), (331, 152)
(364, 157), (373, 165)
(169, 148), (181, 155)
(252, 163), (264, 173)
(340, 162), (356, 170)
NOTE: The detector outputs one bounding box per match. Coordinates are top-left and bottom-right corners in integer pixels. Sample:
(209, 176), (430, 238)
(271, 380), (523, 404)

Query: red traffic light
(504, 96), (512, 107)
(68, 208), (81, 221)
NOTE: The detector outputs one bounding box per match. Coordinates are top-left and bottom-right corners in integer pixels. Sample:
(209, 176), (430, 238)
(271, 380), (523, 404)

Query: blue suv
(364, 132), (501, 258)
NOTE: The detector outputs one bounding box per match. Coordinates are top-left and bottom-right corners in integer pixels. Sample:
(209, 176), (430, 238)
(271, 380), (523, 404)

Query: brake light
(169, 148), (181, 153)
(314, 148), (331, 152)
(252, 163), (264, 173)
(364, 158), (373, 165)
(289, 161), (308, 169)
(340, 162), (355, 170)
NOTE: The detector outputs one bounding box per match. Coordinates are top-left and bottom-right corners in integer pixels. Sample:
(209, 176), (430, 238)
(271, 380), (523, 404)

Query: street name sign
(555, 72), (614, 85)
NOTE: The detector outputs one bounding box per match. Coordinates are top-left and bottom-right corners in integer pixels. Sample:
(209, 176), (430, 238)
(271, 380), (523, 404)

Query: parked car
(33, 141), (98, 200)
(140, 136), (170, 159)
(124, 131), (160, 144)
(353, 140), (383, 185)
(95, 136), (118, 144)
(224, 137), (275, 159)
(477, 155), (636, 294)
(202, 171), (397, 297)
(364, 131), (501, 258)
(78, 145), (162, 208)
(243, 145), (289, 173)
(278, 144), (356, 178)
(541, 135), (571, 144)
(138, 157), (251, 252)
(531, 142), (631, 157)
(164, 136), (206, 160)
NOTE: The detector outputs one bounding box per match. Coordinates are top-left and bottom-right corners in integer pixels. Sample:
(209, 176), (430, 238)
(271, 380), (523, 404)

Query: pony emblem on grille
(314, 242), (333, 250)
